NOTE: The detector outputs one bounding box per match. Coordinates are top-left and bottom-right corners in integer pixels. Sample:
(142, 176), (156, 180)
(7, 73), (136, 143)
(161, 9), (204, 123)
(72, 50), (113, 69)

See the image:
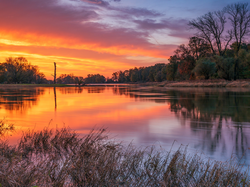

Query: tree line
(0, 57), (47, 84)
(111, 2), (250, 82)
(0, 57), (107, 84)
(56, 74), (105, 84)
(110, 41), (250, 83)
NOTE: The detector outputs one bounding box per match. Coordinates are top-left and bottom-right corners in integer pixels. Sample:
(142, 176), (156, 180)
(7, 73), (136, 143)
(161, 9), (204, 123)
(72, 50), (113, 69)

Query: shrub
(193, 59), (216, 79)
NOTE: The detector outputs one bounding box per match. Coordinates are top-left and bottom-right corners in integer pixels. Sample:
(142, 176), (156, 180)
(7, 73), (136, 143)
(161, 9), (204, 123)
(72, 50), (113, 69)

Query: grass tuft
(0, 127), (249, 186)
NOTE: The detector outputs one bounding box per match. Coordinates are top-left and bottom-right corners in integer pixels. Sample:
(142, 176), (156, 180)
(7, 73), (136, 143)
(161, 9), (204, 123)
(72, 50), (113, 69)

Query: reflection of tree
(0, 88), (45, 113)
(113, 87), (129, 96)
(58, 87), (83, 94)
(58, 87), (105, 94)
(112, 87), (170, 102)
(87, 87), (105, 94)
(54, 87), (57, 111)
(167, 89), (250, 162)
(113, 87), (250, 162)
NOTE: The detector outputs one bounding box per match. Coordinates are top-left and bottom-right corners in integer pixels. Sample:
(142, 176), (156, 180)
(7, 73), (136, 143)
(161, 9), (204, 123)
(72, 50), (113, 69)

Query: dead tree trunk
(54, 62), (56, 84)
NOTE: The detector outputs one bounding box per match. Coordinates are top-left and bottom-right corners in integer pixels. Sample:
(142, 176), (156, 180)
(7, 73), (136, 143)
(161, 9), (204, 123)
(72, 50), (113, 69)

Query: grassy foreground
(0, 127), (249, 186)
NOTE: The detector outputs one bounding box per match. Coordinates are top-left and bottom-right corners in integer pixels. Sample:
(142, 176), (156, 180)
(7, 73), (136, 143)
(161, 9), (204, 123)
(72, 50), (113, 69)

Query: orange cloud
(0, 43), (169, 79)
(0, 0), (176, 78)
(0, 29), (172, 59)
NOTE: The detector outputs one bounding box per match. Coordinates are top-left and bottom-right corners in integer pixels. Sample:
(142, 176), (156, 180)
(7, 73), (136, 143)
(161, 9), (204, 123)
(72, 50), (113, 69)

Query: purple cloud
(111, 7), (163, 18)
(0, 0), (173, 58)
(134, 19), (167, 30)
(135, 18), (189, 30)
(80, 0), (121, 6)
(134, 18), (192, 39)
(81, 0), (109, 6)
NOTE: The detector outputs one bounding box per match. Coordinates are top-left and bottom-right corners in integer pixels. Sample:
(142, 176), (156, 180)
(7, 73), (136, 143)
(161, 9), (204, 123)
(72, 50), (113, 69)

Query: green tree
(166, 57), (178, 81)
(141, 68), (150, 81)
(193, 59), (216, 79)
(213, 56), (234, 80)
(130, 68), (138, 82)
(237, 49), (250, 78)
(154, 71), (162, 82)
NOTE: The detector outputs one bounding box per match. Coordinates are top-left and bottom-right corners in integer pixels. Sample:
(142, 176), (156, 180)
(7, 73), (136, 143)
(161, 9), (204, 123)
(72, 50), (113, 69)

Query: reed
(0, 127), (249, 186)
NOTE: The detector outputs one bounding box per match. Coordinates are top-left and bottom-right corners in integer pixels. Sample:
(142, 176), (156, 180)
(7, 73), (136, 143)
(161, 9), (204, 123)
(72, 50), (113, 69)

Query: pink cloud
(0, 0), (173, 58)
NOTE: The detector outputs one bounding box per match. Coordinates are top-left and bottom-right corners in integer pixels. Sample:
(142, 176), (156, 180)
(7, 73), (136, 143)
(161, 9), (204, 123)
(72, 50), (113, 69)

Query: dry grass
(0, 127), (249, 186)
(159, 80), (250, 88)
(0, 120), (14, 137)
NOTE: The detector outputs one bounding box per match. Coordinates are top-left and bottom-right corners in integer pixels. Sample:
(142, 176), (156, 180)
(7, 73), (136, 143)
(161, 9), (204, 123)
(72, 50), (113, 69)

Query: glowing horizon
(0, 0), (245, 79)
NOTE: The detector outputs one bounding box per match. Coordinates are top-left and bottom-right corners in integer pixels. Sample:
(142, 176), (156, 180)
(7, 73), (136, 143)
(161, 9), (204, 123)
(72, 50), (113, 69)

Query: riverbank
(1, 80), (250, 88)
(0, 126), (249, 186)
(129, 80), (250, 94)
(144, 80), (250, 88)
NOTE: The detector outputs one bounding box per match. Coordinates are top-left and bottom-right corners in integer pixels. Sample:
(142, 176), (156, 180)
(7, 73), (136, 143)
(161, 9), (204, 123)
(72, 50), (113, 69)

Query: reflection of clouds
(3, 86), (250, 167)
(148, 119), (179, 134)
(112, 87), (250, 165)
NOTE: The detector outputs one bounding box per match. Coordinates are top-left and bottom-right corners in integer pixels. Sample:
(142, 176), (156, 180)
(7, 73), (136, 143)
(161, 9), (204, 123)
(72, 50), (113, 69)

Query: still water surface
(1, 86), (250, 165)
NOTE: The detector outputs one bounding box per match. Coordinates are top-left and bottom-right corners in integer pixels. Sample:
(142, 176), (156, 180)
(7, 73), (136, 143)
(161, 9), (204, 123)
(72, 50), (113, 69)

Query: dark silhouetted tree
(0, 57), (47, 84)
(188, 37), (212, 60)
(85, 74), (105, 83)
(166, 56), (179, 81)
(225, 3), (250, 55)
(189, 10), (233, 56)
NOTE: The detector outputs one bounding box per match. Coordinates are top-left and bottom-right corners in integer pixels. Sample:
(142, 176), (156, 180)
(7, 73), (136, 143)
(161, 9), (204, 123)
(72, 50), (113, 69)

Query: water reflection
(0, 88), (44, 113)
(167, 88), (250, 163)
(1, 86), (250, 165)
(58, 87), (83, 94)
(54, 87), (57, 111)
(110, 87), (250, 163)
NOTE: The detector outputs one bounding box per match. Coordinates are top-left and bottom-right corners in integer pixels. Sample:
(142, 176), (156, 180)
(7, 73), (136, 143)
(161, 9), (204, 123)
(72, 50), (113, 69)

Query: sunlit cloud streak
(80, 0), (121, 6)
(0, 0), (173, 57)
(0, 0), (201, 78)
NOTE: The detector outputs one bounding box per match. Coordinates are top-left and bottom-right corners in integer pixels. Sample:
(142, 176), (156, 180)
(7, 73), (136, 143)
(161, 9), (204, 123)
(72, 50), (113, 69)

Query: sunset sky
(0, 0), (246, 79)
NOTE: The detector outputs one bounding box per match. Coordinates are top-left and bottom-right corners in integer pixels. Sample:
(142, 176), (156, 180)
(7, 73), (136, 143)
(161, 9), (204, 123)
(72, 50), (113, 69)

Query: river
(1, 85), (250, 166)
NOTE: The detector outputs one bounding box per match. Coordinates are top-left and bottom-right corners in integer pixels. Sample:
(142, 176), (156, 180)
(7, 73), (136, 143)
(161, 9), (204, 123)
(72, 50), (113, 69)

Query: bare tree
(225, 3), (250, 54)
(188, 37), (211, 60)
(54, 62), (56, 84)
(189, 11), (233, 56)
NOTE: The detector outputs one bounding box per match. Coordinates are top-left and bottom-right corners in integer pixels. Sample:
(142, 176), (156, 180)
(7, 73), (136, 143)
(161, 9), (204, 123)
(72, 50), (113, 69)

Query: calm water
(1, 86), (250, 165)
